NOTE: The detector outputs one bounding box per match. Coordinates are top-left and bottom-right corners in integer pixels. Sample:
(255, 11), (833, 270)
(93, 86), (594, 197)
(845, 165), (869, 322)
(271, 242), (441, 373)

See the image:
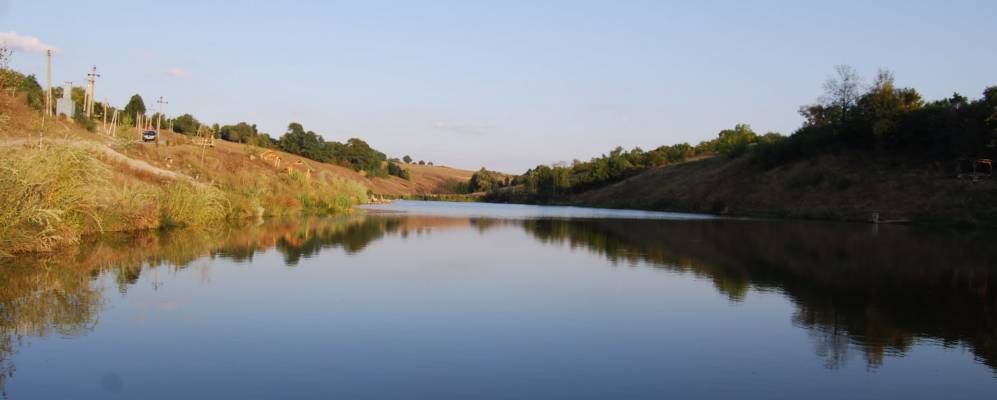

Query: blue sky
(3, 0), (995, 172)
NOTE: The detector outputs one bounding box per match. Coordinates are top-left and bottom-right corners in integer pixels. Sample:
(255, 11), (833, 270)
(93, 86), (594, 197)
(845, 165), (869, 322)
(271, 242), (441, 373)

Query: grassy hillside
(0, 91), (471, 255)
(368, 162), (474, 195)
(570, 152), (997, 225)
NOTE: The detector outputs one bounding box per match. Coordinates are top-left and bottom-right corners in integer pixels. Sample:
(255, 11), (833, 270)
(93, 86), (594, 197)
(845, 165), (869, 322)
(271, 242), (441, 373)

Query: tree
(173, 114), (201, 135)
(278, 122), (330, 162)
(715, 124), (758, 158)
(0, 44), (13, 90)
(986, 87), (997, 142)
(403, 155), (412, 164)
(220, 122), (259, 143)
(341, 138), (387, 174)
(823, 65), (864, 124)
(123, 94), (146, 120)
(0, 44), (10, 70)
(418, 160), (426, 165)
(856, 69), (924, 144)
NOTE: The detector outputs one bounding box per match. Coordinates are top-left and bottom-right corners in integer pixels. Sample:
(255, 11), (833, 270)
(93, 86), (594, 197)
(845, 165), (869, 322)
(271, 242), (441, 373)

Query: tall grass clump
(159, 182), (230, 227)
(0, 144), (107, 255)
(288, 170), (368, 215)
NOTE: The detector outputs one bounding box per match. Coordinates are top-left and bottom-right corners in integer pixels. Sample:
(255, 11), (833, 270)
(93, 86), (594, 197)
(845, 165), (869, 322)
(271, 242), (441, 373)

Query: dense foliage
(0, 69), (44, 111)
(219, 122), (275, 148)
(172, 113), (200, 134)
(754, 69), (997, 166)
(386, 161), (410, 180)
(275, 123), (389, 175)
(123, 94), (146, 120)
(467, 168), (509, 193)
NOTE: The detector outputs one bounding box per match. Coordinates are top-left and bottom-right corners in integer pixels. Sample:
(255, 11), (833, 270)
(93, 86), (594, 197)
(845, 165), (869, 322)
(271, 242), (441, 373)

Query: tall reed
(0, 144), (107, 255)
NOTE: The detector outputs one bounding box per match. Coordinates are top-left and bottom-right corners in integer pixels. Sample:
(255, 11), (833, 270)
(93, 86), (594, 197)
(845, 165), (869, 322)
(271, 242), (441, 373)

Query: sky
(2, 0), (995, 172)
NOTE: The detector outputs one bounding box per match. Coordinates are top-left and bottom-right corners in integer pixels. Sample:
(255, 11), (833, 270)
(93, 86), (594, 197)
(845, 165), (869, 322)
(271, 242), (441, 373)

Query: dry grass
(0, 144), (107, 255)
(159, 182), (230, 227)
(366, 162), (477, 195)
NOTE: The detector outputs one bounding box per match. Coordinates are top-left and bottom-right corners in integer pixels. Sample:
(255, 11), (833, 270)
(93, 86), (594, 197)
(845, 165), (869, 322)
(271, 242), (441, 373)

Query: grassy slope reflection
(522, 218), (997, 371)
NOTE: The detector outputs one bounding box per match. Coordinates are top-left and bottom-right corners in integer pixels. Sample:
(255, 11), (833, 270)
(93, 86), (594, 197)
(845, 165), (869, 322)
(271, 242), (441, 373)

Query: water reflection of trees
(2, 215), (995, 391)
(0, 261), (102, 395)
(520, 218), (997, 371)
(0, 216), (396, 394)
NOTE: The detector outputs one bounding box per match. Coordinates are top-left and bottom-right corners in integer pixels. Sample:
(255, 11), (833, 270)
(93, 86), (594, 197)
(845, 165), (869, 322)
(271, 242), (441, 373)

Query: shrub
(73, 113), (97, 132)
(387, 162), (410, 180)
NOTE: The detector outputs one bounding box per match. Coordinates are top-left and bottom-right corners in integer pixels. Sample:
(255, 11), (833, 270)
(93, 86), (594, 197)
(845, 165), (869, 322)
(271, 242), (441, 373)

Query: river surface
(1, 201), (995, 399)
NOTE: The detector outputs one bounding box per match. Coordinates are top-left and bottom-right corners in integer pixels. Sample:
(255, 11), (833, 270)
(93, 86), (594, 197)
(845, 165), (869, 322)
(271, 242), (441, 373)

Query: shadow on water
(1, 214), (995, 393)
(519, 218), (997, 371)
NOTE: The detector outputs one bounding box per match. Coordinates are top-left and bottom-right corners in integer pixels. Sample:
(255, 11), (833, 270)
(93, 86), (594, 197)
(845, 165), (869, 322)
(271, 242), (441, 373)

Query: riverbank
(0, 94), (368, 256)
(567, 152), (997, 227)
(0, 88), (483, 256)
(480, 152), (997, 227)
(0, 140), (368, 255)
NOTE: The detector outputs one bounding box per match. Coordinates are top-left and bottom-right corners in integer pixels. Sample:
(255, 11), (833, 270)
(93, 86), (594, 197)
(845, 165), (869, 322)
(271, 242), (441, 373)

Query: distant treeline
(462, 125), (781, 196)
(483, 66), (997, 203)
(480, 123), (784, 201)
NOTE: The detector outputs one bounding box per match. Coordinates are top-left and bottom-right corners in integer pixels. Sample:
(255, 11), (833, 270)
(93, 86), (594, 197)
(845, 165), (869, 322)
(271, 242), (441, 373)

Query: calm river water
(1, 201), (995, 399)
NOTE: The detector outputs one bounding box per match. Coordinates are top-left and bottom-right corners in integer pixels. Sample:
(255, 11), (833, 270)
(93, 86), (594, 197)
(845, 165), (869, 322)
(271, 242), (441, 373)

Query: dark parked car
(142, 130), (157, 142)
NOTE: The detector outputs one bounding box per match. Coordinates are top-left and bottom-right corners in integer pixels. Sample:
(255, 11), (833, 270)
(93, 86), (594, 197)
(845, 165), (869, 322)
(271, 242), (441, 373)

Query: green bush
(387, 162), (410, 180)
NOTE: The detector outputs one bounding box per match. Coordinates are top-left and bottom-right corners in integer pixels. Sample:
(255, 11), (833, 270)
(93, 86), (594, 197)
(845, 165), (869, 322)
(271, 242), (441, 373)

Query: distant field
(367, 162), (474, 195)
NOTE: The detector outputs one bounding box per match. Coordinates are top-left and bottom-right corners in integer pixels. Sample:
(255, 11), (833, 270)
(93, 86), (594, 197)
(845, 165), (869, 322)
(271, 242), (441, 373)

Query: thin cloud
(0, 31), (60, 54)
(163, 67), (190, 79)
(432, 121), (493, 136)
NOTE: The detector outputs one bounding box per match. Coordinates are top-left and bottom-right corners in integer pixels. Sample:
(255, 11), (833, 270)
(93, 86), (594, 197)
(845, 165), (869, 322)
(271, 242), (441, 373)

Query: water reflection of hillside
(0, 216), (392, 393)
(520, 218), (997, 371)
(1, 215), (995, 392)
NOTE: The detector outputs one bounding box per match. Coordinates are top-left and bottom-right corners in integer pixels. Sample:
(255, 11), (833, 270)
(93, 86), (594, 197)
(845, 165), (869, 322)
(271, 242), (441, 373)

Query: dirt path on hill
(0, 138), (196, 183)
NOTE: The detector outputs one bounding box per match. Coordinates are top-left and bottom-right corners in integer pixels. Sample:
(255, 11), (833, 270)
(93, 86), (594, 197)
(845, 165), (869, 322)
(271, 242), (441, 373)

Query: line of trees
(485, 66), (997, 203)
(484, 124), (782, 201)
(754, 67), (997, 165)
(272, 122), (404, 177)
(399, 155), (433, 166)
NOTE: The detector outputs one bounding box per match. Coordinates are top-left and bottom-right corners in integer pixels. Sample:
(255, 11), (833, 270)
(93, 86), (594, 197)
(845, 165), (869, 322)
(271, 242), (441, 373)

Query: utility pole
(45, 50), (52, 116)
(101, 99), (109, 134)
(156, 96), (168, 144)
(84, 65), (100, 117)
(109, 109), (118, 137)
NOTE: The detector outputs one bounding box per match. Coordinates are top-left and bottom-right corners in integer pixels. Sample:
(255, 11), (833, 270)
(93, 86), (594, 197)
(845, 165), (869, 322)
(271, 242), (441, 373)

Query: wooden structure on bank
(259, 150), (282, 168)
(286, 160), (315, 178)
(193, 136), (215, 147)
